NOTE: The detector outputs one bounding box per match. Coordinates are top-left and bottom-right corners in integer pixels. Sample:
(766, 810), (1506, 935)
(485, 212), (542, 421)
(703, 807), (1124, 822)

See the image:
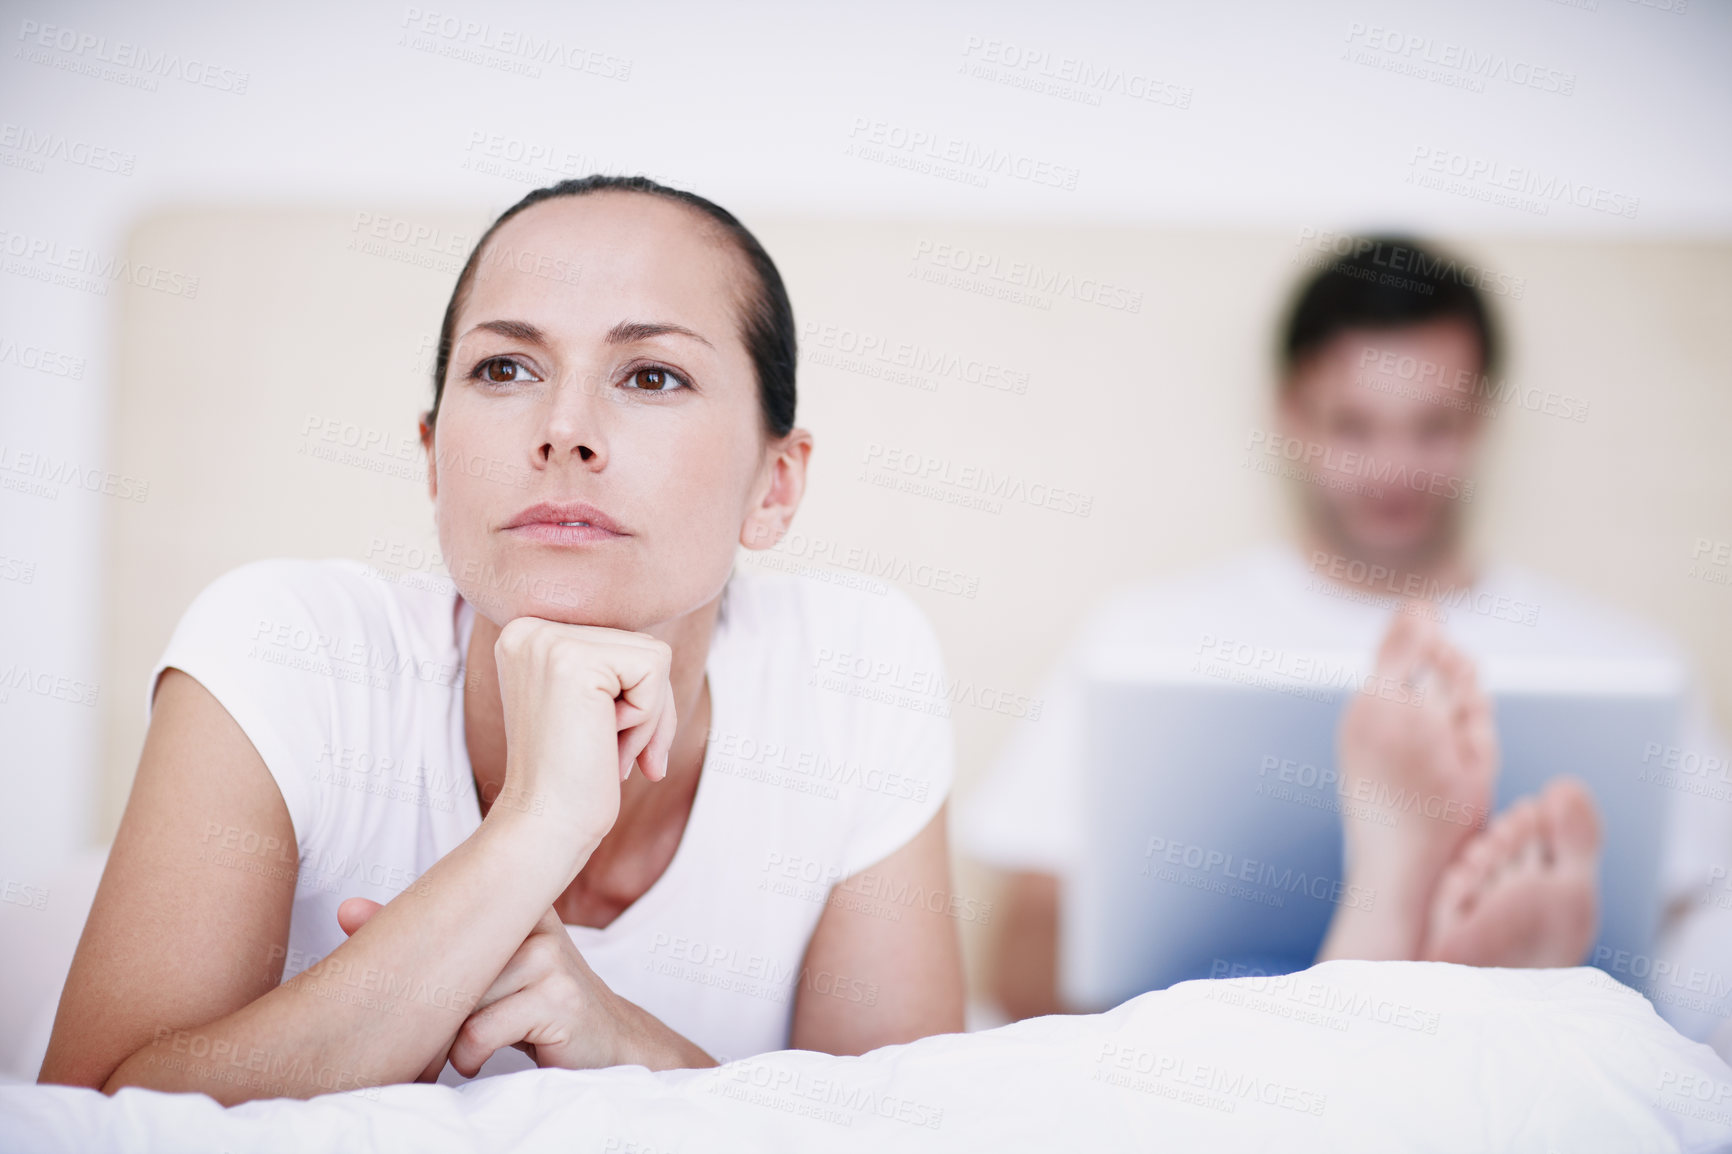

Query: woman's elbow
(36, 1047), (127, 1095)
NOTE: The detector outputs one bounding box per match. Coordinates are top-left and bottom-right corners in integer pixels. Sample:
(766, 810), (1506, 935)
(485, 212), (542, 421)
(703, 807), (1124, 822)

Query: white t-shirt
(955, 543), (1732, 1034)
(147, 558), (953, 1072)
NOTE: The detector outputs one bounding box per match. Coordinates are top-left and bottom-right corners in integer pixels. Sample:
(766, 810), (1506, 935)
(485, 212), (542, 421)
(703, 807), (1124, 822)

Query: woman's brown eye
(635, 368), (667, 390)
(484, 359), (517, 383)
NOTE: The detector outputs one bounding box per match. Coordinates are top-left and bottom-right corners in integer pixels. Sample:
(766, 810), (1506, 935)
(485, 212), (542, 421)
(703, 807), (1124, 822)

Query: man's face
(1278, 319), (1489, 571)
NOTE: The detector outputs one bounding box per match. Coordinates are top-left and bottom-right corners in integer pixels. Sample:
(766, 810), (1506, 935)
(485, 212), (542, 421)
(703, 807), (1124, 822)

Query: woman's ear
(418, 410), (438, 500)
(740, 429), (813, 551)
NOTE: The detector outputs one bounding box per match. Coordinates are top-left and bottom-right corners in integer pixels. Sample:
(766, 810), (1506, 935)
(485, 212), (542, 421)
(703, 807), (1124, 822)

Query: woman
(40, 176), (966, 1101)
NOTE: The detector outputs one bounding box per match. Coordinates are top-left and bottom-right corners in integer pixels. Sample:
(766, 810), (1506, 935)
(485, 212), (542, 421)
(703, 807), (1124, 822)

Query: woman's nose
(538, 368), (607, 468)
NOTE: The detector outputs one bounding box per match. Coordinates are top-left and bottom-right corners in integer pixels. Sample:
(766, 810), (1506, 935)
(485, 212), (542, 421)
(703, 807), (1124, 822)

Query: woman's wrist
(605, 993), (718, 1071)
(490, 755), (619, 850)
(474, 802), (602, 887)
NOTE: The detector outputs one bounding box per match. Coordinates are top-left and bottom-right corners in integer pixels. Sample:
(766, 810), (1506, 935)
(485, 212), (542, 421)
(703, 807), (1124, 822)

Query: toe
(1460, 827), (1503, 880)
(1541, 777), (1603, 861)
(1453, 668), (1499, 810)
(1424, 858), (1482, 954)
(1374, 610), (1428, 678)
(1493, 799), (1541, 858)
(1435, 643), (1469, 697)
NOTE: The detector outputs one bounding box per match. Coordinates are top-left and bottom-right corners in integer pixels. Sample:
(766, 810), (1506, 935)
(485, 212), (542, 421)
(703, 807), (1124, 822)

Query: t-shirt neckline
(447, 591), (728, 942)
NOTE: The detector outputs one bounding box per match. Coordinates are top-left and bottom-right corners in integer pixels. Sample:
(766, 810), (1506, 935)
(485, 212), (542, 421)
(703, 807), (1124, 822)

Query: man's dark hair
(1279, 234), (1500, 388)
(428, 174), (797, 437)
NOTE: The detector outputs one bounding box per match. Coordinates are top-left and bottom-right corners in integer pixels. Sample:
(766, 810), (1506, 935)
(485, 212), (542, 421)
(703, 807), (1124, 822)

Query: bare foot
(1422, 777), (1602, 967)
(1318, 611), (1498, 960)
(1338, 610), (1496, 866)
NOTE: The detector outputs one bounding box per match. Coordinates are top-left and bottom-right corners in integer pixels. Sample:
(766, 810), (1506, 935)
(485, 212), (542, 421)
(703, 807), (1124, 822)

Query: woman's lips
(504, 521), (627, 545)
(503, 500), (626, 534)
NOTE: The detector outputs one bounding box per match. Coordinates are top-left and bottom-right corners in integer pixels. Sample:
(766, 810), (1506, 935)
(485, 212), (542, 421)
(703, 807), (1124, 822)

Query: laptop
(1060, 646), (1684, 1010)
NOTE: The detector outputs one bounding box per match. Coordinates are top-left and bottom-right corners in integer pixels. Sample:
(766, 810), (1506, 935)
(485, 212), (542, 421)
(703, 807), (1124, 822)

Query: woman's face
(422, 192), (803, 631)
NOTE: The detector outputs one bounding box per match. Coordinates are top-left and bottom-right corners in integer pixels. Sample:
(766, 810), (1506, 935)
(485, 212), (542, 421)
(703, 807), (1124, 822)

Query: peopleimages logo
(1293, 229), (1527, 301)
(809, 646), (1044, 721)
(801, 320), (1031, 396)
(0, 122), (136, 175)
(0, 227), (200, 299)
(15, 19), (250, 93)
(909, 239), (1143, 314)
(398, 7), (632, 81)
(846, 116), (1081, 191)
(861, 441), (1094, 517)
(1306, 551), (1541, 627)
(1244, 429), (1475, 501)
(0, 334), (85, 379)
(1352, 345), (1591, 425)
(760, 529), (981, 600)
(958, 35), (1193, 109)
(1143, 835), (1375, 911)
(0, 443), (150, 503)
(1343, 21), (1577, 95)
(1406, 146), (1640, 219)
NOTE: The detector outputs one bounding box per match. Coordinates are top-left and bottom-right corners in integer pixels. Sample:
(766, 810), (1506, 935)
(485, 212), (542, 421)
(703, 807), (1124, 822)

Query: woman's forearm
(101, 813), (591, 1103)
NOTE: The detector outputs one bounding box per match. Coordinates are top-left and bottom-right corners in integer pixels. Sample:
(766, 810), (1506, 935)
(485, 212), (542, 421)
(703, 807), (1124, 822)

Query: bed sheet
(5, 960), (1732, 1154)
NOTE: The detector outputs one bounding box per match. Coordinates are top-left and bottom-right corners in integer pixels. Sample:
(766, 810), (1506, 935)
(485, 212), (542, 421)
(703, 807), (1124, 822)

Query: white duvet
(5, 960), (1731, 1153)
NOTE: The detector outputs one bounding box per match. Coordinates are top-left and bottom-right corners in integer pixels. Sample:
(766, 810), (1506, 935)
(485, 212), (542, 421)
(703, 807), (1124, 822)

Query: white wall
(3, 0), (1730, 885)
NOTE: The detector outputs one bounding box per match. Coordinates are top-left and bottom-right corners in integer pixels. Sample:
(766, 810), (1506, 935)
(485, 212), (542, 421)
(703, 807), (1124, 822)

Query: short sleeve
(835, 588), (956, 879)
(145, 559), (335, 853)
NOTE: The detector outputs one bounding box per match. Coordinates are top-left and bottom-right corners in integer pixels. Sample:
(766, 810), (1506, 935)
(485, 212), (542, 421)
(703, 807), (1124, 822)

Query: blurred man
(958, 236), (1732, 1042)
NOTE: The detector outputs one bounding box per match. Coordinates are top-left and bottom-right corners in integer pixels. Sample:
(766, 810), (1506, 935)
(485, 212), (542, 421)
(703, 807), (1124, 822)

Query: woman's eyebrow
(606, 320), (714, 349)
(464, 319), (548, 345)
(460, 318), (713, 350)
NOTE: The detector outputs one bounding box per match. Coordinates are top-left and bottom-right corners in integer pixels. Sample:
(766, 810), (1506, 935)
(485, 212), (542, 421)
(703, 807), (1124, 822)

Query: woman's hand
(490, 618), (678, 855)
(338, 898), (716, 1076)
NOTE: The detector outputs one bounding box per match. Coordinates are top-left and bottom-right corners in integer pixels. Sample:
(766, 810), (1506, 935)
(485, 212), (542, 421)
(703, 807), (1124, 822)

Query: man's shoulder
(1479, 561), (1683, 660)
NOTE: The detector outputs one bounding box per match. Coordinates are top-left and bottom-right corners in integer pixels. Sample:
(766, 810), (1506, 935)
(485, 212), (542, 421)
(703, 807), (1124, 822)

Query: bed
(5, 959), (1731, 1153)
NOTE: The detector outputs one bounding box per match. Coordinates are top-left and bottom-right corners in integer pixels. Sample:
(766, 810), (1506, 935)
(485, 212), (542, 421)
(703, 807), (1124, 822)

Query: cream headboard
(104, 209), (1732, 843)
